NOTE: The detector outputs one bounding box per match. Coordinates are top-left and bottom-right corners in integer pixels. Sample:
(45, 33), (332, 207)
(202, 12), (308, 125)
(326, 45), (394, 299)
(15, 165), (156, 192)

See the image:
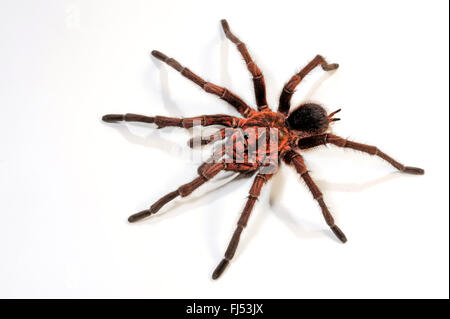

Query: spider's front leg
(213, 172), (273, 279)
(151, 50), (256, 118)
(297, 134), (424, 175)
(278, 55), (339, 116)
(283, 150), (347, 243)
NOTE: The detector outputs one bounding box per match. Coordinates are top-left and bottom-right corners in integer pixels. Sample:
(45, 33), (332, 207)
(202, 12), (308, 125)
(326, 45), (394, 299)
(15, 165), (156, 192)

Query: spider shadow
(219, 26), (234, 90)
(268, 168), (344, 243)
(102, 55), (188, 154)
(269, 168), (403, 242)
(103, 121), (180, 154)
(103, 121), (245, 230)
(303, 68), (337, 103)
(102, 51), (225, 157)
(315, 171), (403, 193)
(148, 52), (184, 116)
(129, 170), (244, 226)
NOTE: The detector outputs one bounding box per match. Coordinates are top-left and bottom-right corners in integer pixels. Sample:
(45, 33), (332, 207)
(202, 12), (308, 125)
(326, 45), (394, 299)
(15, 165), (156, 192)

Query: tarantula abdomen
(286, 103), (329, 134)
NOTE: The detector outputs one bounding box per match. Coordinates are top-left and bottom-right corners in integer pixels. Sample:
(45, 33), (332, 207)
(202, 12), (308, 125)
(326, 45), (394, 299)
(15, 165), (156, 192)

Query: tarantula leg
(297, 134), (425, 175)
(212, 173), (272, 279)
(278, 55), (338, 116)
(221, 19), (268, 111)
(151, 50), (255, 118)
(128, 162), (225, 223)
(283, 150), (347, 243)
(102, 113), (240, 129)
(129, 191), (179, 222)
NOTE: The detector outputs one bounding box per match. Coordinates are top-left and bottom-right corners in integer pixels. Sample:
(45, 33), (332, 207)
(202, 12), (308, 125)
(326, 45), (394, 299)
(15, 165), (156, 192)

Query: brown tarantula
(103, 19), (424, 279)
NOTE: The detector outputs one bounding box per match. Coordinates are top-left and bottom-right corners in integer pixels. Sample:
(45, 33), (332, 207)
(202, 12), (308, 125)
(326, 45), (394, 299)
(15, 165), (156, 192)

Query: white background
(0, 0), (448, 298)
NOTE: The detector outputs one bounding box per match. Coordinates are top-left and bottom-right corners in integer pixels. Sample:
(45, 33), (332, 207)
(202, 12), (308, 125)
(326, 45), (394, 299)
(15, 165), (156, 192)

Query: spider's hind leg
(128, 162), (225, 222)
(151, 50), (255, 118)
(283, 150), (347, 243)
(212, 172), (273, 280)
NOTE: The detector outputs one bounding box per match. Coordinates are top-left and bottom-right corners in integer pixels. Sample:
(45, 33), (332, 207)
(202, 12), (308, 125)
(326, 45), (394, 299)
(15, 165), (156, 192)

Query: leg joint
(315, 194), (323, 201)
(243, 107), (253, 117)
(283, 86), (294, 94)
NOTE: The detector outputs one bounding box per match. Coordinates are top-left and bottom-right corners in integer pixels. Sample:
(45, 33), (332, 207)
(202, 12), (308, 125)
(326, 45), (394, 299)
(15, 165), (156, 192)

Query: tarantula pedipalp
(102, 19), (424, 280)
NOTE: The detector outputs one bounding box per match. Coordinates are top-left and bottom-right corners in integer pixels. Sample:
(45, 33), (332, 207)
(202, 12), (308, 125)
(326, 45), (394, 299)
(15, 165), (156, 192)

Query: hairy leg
(297, 134), (424, 174)
(212, 173), (272, 279)
(283, 150), (347, 243)
(151, 50), (255, 118)
(221, 19), (268, 111)
(102, 113), (241, 129)
(278, 55), (338, 116)
(128, 162), (225, 223)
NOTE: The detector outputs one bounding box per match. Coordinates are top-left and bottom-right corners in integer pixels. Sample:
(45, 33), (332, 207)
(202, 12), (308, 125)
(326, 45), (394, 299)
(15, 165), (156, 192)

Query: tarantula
(103, 19), (424, 279)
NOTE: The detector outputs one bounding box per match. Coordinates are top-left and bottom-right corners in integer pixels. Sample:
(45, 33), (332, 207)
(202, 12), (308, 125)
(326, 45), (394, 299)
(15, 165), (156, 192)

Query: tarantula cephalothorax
(103, 19), (424, 279)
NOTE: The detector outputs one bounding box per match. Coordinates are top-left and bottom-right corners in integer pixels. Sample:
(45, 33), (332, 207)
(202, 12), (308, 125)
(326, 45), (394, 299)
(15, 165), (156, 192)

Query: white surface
(0, 0), (448, 299)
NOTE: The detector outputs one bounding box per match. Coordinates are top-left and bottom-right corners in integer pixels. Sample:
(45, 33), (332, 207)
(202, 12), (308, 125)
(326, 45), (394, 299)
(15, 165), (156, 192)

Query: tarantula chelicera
(103, 19), (424, 279)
